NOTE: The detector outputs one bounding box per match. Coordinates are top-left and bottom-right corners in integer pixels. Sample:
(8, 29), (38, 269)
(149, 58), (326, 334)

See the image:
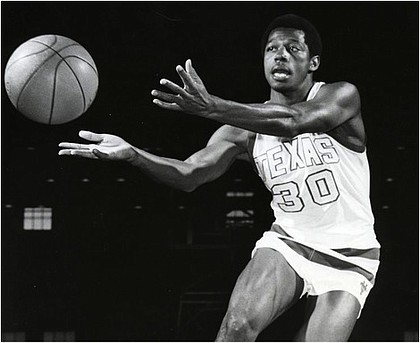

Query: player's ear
(309, 55), (320, 72)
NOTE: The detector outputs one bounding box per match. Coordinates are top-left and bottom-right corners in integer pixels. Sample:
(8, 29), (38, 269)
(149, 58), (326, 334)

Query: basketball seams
(50, 57), (88, 124)
(32, 40), (98, 120)
(5, 47), (53, 72)
(15, 47), (62, 113)
(61, 56), (87, 111)
(62, 55), (98, 76)
(58, 47), (98, 76)
(5, 36), (58, 72)
(31, 34), (58, 47)
(49, 59), (61, 125)
(36, 40), (98, 76)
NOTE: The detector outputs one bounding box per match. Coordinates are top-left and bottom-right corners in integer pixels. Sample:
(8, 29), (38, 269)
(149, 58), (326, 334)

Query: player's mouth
(272, 67), (291, 81)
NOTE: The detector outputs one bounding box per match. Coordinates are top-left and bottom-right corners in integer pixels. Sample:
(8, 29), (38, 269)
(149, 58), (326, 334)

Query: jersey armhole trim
(325, 133), (367, 154)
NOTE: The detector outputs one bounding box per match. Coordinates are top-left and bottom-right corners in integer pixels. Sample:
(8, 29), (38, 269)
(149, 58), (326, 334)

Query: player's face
(263, 28), (316, 92)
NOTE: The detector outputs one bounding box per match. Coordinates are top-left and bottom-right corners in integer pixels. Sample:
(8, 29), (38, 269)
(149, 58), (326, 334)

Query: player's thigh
(226, 247), (304, 329)
(296, 291), (360, 342)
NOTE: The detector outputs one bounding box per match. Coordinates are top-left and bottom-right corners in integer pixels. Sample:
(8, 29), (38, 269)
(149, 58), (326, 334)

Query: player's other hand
(151, 59), (215, 117)
(58, 130), (136, 162)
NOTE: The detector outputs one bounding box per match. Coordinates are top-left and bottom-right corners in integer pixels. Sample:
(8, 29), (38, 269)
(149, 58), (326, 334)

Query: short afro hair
(261, 14), (322, 57)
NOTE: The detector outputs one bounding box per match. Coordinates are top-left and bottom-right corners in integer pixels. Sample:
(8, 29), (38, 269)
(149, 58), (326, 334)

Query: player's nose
(274, 46), (289, 62)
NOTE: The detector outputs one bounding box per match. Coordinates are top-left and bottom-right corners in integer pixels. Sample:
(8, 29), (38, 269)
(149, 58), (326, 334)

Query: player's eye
(289, 45), (300, 52)
(266, 45), (277, 52)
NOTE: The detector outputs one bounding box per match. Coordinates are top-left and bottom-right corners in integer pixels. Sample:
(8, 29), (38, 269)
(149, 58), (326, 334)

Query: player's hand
(58, 130), (136, 162)
(151, 59), (214, 117)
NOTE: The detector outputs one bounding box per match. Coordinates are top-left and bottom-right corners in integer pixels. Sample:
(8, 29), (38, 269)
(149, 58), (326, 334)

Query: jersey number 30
(271, 169), (340, 212)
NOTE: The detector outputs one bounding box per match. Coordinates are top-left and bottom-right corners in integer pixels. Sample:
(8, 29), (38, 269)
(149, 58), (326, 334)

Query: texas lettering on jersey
(253, 133), (340, 182)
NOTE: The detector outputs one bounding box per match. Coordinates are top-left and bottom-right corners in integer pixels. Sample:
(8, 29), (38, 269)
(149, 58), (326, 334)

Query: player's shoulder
(319, 81), (360, 100)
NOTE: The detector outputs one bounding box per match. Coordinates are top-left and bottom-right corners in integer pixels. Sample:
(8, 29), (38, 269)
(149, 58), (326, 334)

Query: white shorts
(251, 230), (380, 318)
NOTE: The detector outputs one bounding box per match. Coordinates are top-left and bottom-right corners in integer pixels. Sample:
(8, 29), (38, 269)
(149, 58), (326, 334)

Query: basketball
(4, 34), (99, 125)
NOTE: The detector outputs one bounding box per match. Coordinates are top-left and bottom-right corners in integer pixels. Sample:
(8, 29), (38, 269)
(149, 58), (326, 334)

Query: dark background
(2, 1), (418, 341)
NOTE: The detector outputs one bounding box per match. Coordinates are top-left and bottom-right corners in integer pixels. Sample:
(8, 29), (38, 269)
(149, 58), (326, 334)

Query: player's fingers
(58, 142), (92, 150)
(159, 79), (188, 97)
(176, 65), (196, 90)
(186, 59), (203, 84)
(152, 99), (182, 111)
(58, 149), (98, 159)
(58, 149), (73, 156)
(79, 130), (103, 142)
(151, 90), (180, 103)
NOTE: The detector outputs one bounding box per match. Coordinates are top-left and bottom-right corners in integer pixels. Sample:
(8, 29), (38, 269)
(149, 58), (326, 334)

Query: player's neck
(269, 78), (315, 105)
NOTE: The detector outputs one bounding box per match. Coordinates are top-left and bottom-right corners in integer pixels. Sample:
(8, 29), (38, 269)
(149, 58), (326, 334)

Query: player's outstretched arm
(152, 60), (363, 141)
(58, 126), (248, 192)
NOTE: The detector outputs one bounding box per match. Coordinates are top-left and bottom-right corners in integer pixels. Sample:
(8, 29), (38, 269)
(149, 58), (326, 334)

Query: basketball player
(59, 14), (380, 341)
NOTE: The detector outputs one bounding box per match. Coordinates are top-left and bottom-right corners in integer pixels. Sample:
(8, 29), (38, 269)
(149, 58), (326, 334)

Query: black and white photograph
(2, 2), (418, 341)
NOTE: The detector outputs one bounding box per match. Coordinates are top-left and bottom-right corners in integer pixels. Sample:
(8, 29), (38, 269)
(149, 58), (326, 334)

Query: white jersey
(253, 82), (380, 250)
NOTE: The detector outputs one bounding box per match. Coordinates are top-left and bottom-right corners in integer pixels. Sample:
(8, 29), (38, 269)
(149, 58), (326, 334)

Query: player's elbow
(270, 107), (303, 138)
(179, 177), (205, 193)
(171, 178), (198, 192)
(282, 123), (301, 138)
(180, 181), (198, 193)
(275, 116), (302, 138)
(176, 165), (202, 192)
(181, 163), (218, 192)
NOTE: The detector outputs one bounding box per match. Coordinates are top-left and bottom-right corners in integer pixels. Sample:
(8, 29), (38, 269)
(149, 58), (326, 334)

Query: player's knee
(227, 313), (250, 333)
(223, 308), (259, 339)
